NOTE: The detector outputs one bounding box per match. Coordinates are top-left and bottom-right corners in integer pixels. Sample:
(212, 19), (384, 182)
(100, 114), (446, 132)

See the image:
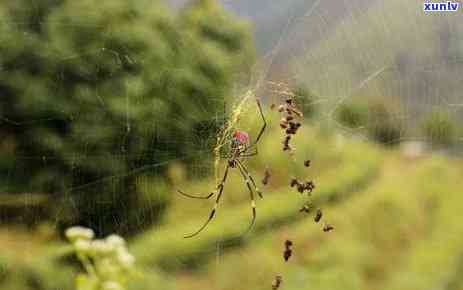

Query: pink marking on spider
(233, 129), (249, 144)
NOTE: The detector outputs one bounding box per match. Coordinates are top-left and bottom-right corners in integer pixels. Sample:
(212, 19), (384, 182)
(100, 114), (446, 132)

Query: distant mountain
(292, 0), (463, 130)
(166, 0), (189, 9)
(214, 0), (380, 81)
(166, 1), (463, 122)
(166, 0), (378, 79)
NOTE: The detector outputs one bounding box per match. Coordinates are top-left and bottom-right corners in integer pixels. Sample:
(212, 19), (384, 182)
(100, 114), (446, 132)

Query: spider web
(179, 1), (463, 289)
(1, 0), (463, 289)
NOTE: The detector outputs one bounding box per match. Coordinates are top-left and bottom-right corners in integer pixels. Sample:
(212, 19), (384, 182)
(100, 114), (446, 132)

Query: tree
(367, 97), (404, 146)
(294, 86), (318, 119)
(0, 0), (254, 235)
(421, 110), (456, 146)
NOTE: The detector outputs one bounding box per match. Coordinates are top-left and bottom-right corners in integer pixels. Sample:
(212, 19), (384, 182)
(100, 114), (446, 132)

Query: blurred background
(1, 0), (463, 289)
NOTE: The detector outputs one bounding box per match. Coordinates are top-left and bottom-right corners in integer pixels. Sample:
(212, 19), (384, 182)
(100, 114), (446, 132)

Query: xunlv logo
(423, 1), (459, 11)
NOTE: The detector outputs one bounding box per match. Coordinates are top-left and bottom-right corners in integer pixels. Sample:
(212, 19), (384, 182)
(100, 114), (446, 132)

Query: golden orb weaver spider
(178, 99), (267, 238)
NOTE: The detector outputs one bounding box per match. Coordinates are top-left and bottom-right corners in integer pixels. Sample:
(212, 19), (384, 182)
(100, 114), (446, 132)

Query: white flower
(96, 258), (119, 279)
(101, 281), (122, 290)
(106, 234), (126, 249)
(117, 248), (135, 270)
(91, 240), (115, 256)
(65, 226), (94, 242)
(74, 239), (91, 254)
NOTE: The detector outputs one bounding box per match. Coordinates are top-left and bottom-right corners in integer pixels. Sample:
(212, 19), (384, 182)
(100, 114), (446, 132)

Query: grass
(379, 158), (463, 290)
(170, 153), (463, 290)
(130, 134), (380, 271)
(2, 123), (463, 290)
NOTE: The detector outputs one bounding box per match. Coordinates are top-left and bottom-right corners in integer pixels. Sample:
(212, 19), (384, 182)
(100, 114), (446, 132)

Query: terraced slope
(131, 137), (380, 271)
(0, 126), (381, 290)
(169, 154), (463, 290)
(2, 127), (461, 290)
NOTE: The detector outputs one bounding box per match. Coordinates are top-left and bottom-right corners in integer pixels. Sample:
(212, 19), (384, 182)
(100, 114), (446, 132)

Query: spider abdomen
(232, 130), (249, 146)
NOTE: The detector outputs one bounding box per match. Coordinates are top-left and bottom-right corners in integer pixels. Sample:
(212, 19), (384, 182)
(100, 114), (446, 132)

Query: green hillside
(2, 120), (463, 290)
(161, 142), (463, 290)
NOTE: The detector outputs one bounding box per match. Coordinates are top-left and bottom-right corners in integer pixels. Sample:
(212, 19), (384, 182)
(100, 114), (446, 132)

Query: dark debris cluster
(293, 161), (331, 231)
(290, 178), (315, 194)
(314, 208), (323, 223)
(299, 203), (312, 213)
(262, 167), (271, 185)
(272, 97), (304, 153)
(283, 240), (293, 262)
(323, 223), (334, 232)
(267, 102), (336, 290)
(272, 275), (283, 290)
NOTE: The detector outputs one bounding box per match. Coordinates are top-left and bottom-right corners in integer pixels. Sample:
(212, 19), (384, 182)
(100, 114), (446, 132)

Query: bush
(0, 252), (74, 290)
(421, 110), (456, 146)
(0, 0), (254, 235)
(367, 99), (405, 146)
(294, 86), (318, 118)
(335, 97), (404, 146)
(335, 100), (369, 129)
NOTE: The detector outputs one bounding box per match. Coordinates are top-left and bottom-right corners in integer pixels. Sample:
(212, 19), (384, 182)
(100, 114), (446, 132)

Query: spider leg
(184, 164), (230, 238)
(240, 147), (258, 157)
(249, 99), (267, 148)
(240, 152), (257, 157)
(177, 190), (215, 199)
(236, 165), (257, 236)
(237, 160), (263, 199)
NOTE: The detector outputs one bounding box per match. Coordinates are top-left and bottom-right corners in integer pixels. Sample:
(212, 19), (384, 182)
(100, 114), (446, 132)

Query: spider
(178, 99), (267, 238)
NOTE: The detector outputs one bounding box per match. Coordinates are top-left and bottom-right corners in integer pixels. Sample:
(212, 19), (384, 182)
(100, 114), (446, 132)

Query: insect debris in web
(323, 223), (334, 232)
(314, 208), (323, 223)
(272, 275), (283, 290)
(283, 239), (293, 262)
(290, 177), (298, 188)
(289, 177), (315, 195)
(282, 135), (292, 152)
(299, 203), (312, 213)
(262, 167), (271, 185)
(269, 83), (304, 154)
(302, 180), (315, 193)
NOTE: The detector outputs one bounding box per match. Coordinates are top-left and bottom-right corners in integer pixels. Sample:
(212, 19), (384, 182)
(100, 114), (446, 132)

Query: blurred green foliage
(421, 110), (456, 146)
(2, 123), (463, 290)
(336, 97), (404, 146)
(367, 98), (404, 146)
(0, 0), (254, 235)
(294, 86), (318, 119)
(335, 100), (368, 129)
(189, 154), (463, 290)
(293, 0), (463, 143)
(131, 133), (380, 271)
(0, 124), (381, 290)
